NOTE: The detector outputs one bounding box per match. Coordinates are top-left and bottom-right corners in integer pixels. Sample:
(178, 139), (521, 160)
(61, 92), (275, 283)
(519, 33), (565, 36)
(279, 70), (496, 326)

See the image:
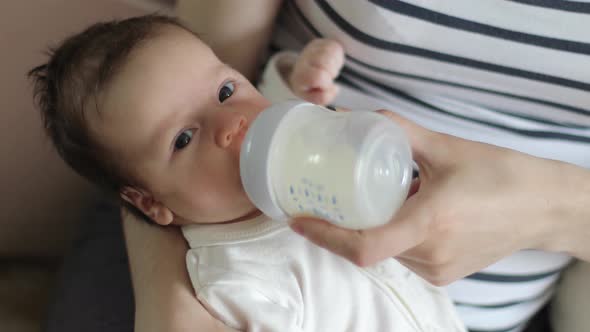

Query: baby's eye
(218, 81), (235, 103)
(174, 129), (194, 150)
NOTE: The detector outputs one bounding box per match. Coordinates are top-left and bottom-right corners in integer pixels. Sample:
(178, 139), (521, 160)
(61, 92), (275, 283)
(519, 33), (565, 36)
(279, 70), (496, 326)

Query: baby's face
(89, 26), (270, 225)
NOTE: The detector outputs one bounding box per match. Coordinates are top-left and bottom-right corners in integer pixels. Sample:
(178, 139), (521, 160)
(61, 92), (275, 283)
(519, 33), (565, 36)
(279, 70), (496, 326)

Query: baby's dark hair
(28, 15), (194, 223)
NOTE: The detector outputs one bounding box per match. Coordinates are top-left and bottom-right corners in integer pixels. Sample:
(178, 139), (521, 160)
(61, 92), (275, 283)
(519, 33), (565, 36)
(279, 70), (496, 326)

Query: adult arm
(176, 0), (284, 81)
(290, 111), (590, 285)
(123, 211), (238, 332)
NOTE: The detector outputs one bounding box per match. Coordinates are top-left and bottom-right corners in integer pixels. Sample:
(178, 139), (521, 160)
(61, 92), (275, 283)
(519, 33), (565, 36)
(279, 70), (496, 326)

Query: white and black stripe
(272, 1), (589, 330)
(317, 0), (590, 91)
(370, 0), (590, 55)
(344, 55), (590, 125)
(339, 68), (590, 144)
(507, 0), (590, 13)
(275, 0), (590, 126)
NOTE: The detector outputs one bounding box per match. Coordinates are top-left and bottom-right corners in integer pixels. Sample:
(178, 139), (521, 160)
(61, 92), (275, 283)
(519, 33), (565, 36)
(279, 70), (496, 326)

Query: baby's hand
(289, 39), (345, 105)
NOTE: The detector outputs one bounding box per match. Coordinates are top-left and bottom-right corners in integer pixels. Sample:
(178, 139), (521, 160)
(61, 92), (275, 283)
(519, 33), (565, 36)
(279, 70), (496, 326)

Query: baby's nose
(214, 112), (247, 149)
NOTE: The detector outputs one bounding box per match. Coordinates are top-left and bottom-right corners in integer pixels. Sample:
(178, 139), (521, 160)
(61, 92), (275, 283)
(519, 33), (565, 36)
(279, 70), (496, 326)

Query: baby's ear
(120, 186), (174, 226)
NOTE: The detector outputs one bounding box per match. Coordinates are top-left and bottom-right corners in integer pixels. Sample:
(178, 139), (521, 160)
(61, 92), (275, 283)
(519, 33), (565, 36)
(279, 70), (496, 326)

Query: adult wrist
(538, 162), (590, 260)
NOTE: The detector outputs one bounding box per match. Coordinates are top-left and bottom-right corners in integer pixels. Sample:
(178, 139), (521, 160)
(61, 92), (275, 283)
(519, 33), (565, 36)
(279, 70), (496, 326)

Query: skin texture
(93, 29), (341, 228)
(90, 26), (270, 226)
(176, 0), (284, 81)
(124, 4), (286, 330)
(288, 39), (344, 105)
(104, 25), (340, 330)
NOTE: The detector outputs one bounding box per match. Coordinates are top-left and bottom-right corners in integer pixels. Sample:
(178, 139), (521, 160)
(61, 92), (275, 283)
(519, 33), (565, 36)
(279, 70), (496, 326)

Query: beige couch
(0, 1), (172, 331)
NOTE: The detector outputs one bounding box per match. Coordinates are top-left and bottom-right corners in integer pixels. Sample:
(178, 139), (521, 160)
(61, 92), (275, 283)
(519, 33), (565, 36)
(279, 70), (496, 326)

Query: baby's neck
(173, 209), (263, 226)
(218, 209), (263, 224)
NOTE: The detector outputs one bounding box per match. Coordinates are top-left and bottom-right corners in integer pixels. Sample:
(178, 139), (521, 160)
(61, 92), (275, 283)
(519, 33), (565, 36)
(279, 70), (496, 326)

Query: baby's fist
(289, 39), (344, 105)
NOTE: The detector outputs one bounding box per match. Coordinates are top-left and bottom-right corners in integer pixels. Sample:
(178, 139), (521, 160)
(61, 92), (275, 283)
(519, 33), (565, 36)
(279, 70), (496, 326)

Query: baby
(30, 15), (465, 331)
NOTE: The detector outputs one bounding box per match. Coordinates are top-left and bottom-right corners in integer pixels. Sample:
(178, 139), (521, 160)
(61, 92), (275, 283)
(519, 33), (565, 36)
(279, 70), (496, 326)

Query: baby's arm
(258, 39), (345, 105)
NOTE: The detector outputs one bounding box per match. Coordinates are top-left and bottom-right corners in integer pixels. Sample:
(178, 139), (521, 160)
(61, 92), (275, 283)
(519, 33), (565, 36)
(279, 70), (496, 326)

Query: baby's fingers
(289, 39), (344, 105)
(302, 39), (345, 78)
(300, 83), (340, 105)
(289, 63), (334, 96)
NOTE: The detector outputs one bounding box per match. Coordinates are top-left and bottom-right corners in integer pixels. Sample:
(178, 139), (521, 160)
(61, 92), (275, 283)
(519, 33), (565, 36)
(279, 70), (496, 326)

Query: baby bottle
(240, 100), (413, 229)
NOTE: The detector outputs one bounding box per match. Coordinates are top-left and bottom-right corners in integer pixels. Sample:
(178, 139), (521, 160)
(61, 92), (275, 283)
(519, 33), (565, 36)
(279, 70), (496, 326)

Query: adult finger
(395, 257), (433, 283)
(398, 254), (471, 286)
(395, 257), (452, 286)
(290, 194), (430, 267)
(375, 109), (447, 176)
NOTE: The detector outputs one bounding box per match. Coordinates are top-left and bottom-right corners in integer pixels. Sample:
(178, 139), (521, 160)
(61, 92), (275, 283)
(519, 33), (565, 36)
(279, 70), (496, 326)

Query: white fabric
(257, 51), (299, 104)
(182, 215), (465, 332)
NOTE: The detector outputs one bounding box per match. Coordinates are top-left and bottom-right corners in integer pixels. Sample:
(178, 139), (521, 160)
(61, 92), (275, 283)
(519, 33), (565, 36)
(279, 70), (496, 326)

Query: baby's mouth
(237, 122), (249, 145)
(234, 122), (250, 154)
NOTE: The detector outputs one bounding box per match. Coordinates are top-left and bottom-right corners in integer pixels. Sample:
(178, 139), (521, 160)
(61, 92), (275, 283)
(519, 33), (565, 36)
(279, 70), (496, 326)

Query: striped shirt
(270, 1), (590, 331)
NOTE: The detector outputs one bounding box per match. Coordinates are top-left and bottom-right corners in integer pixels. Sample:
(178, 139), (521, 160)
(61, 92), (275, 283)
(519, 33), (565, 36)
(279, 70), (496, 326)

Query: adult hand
(290, 110), (590, 285)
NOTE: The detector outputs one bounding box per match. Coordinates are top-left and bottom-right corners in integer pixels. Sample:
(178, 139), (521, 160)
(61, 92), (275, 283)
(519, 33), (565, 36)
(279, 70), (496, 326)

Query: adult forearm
(123, 212), (234, 331)
(541, 162), (590, 261)
(176, 0), (283, 81)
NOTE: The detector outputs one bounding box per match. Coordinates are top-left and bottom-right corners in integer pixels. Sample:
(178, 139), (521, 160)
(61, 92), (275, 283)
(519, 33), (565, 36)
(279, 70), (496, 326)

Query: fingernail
(290, 222), (305, 236)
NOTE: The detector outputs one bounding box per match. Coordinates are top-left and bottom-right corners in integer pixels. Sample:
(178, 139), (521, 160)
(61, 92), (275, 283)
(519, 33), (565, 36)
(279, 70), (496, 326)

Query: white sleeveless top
(270, 1), (589, 331)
